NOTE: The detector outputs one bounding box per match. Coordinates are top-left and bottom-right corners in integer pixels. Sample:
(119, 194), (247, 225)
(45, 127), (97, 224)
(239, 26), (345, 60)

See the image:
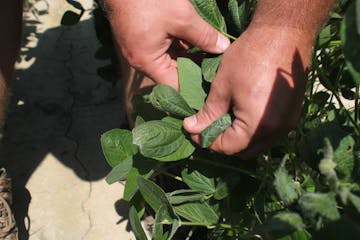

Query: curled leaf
(149, 85), (195, 118)
(200, 114), (232, 147)
(132, 120), (195, 161)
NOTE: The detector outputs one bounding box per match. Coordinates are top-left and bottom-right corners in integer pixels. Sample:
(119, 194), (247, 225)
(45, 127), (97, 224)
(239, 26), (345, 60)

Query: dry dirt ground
(0, 0), (135, 239)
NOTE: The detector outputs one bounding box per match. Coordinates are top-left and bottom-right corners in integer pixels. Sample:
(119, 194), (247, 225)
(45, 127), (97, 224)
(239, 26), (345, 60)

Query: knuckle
(195, 24), (214, 49)
(178, 2), (195, 20)
(199, 105), (218, 124)
(211, 78), (221, 90)
(173, 4), (194, 29)
(125, 51), (145, 70)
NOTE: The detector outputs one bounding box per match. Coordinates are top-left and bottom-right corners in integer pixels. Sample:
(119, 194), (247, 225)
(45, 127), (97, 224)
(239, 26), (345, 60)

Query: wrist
(247, 23), (315, 49)
(247, 24), (313, 54)
(235, 25), (314, 72)
(250, 0), (334, 44)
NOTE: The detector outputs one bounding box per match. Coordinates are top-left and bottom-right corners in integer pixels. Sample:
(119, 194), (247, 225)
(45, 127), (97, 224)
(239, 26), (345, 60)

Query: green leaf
(214, 173), (241, 200)
(265, 200), (284, 215)
(201, 55), (222, 83)
(130, 192), (146, 219)
(312, 216), (360, 239)
(341, 2), (360, 86)
(349, 193), (360, 212)
(178, 58), (206, 110)
(274, 167), (301, 205)
(186, 47), (203, 54)
(156, 140), (195, 162)
(124, 168), (141, 201)
(132, 94), (167, 122)
(132, 120), (195, 161)
(227, 0), (246, 34)
(333, 135), (355, 181)
(167, 189), (207, 205)
(105, 156), (133, 184)
(135, 116), (145, 127)
(277, 230), (312, 240)
(152, 206), (169, 240)
(149, 85), (195, 118)
(101, 129), (138, 167)
(168, 219), (181, 240)
(161, 116), (183, 128)
(301, 175), (315, 193)
(299, 122), (349, 170)
(123, 158), (159, 201)
(189, 0), (226, 32)
(318, 24), (332, 47)
(61, 11), (81, 26)
(153, 213), (180, 240)
(298, 193), (340, 221)
(318, 139), (338, 190)
(129, 206), (148, 240)
(312, 91), (331, 107)
(200, 114), (232, 148)
(174, 202), (219, 225)
(181, 168), (215, 194)
(255, 212), (305, 239)
(137, 176), (175, 219)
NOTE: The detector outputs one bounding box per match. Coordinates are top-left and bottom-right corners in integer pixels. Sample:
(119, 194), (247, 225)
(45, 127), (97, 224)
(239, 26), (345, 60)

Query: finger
(183, 76), (231, 135)
(138, 51), (180, 90)
(183, 71), (252, 154)
(170, 9), (230, 54)
(210, 118), (252, 155)
(173, 39), (192, 51)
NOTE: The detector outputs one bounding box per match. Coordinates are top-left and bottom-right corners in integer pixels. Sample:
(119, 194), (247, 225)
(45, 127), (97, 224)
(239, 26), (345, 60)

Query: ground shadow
(0, 8), (127, 240)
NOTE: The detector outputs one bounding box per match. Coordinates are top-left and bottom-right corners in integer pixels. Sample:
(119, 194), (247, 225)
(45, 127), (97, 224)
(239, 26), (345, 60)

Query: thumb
(171, 10), (230, 54)
(183, 80), (231, 135)
(183, 79), (251, 154)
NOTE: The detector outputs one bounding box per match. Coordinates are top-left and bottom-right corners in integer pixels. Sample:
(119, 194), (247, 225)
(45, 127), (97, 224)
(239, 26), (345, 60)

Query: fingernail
(184, 115), (197, 129)
(216, 33), (230, 52)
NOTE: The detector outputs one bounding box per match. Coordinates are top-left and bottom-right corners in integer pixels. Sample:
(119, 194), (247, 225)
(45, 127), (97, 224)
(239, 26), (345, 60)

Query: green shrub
(101, 0), (360, 239)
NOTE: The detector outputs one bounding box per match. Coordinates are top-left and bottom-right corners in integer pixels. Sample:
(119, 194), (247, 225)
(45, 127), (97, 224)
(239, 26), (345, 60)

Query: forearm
(251, 0), (335, 41)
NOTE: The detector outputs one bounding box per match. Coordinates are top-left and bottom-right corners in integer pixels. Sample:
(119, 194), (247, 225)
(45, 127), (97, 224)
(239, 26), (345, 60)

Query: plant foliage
(101, 0), (360, 239)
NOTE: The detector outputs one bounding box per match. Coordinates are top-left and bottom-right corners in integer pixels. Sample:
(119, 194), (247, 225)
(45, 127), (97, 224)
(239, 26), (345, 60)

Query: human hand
(183, 26), (314, 156)
(103, 0), (230, 89)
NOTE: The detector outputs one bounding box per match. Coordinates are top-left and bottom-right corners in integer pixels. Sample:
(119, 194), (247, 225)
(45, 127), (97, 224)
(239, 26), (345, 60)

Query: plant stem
(160, 171), (183, 182)
(173, 221), (211, 228)
(221, 31), (237, 41)
(322, 76), (360, 134)
(329, 40), (341, 47)
(179, 221), (236, 230)
(195, 158), (258, 179)
(333, 90), (360, 135)
(355, 85), (359, 124)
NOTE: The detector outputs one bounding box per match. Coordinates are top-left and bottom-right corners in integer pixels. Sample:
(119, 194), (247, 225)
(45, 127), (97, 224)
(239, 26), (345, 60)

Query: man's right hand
(103, 0), (230, 89)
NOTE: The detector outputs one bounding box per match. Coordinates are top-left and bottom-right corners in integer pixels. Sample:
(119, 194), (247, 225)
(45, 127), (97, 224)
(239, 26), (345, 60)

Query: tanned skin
(104, 0), (335, 155)
(184, 0), (336, 155)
